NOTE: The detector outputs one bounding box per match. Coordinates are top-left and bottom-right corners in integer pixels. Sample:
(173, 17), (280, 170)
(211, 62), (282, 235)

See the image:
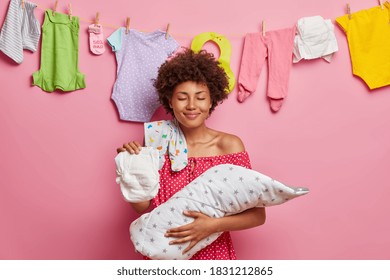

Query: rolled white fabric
(115, 147), (160, 203)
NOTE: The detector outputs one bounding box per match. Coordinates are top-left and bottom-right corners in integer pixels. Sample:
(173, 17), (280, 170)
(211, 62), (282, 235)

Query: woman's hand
(165, 211), (217, 255)
(164, 207), (266, 255)
(116, 141), (142, 154)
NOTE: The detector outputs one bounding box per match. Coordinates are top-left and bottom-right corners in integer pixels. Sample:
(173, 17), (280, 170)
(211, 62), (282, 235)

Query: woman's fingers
(183, 241), (197, 254)
(168, 237), (199, 255)
(167, 234), (193, 245)
(119, 141), (142, 154)
(165, 229), (191, 238)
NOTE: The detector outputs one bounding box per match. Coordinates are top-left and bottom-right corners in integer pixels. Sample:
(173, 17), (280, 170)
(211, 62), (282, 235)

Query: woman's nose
(186, 98), (196, 109)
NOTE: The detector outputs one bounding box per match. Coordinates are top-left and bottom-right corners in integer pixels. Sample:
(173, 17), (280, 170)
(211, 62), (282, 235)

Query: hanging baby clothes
(336, 3), (390, 90)
(191, 32), (235, 93)
(0, 0), (41, 64)
(88, 24), (105, 55)
(237, 26), (296, 112)
(293, 15), (338, 63)
(32, 10), (86, 92)
(107, 29), (179, 122)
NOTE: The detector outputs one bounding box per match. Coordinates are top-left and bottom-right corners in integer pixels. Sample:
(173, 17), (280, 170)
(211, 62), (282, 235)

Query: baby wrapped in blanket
(125, 163), (309, 260)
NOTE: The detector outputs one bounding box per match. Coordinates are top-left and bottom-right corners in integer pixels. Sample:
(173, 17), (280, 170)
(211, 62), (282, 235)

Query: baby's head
(154, 48), (229, 116)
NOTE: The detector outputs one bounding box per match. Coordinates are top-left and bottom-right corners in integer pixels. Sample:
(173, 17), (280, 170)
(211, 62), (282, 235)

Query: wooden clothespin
(53, 0), (58, 16)
(165, 23), (170, 39)
(262, 20), (266, 36)
(95, 12), (100, 25)
(379, 0), (384, 9)
(347, 3), (352, 20)
(125, 17), (130, 34)
(68, 3), (72, 21)
(21, 0), (25, 9)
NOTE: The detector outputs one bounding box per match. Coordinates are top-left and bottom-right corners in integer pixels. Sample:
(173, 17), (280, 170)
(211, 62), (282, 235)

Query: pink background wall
(1, 0), (390, 260)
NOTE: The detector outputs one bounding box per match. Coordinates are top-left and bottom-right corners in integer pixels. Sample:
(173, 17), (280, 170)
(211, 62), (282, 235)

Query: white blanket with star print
(130, 164), (309, 260)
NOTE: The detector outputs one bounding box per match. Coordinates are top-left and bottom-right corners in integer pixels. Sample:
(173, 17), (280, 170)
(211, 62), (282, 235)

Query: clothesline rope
(35, 5), (245, 38)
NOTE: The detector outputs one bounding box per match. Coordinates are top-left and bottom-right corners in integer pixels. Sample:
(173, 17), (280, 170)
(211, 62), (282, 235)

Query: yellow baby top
(336, 2), (390, 90)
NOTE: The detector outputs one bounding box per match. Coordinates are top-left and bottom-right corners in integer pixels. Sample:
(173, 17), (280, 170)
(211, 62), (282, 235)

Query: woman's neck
(179, 123), (211, 145)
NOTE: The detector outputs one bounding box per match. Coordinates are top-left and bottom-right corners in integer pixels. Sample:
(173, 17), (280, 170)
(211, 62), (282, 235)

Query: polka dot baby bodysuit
(107, 29), (179, 122)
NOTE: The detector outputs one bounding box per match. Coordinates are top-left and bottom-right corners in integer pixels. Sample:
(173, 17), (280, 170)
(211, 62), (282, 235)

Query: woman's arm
(165, 207), (266, 254)
(212, 207), (266, 232)
(130, 200), (152, 213)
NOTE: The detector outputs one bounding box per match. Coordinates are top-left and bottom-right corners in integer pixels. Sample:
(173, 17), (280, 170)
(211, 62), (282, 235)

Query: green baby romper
(33, 10), (86, 92)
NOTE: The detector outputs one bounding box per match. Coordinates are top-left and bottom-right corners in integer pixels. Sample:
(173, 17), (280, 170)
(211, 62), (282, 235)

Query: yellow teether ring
(191, 32), (235, 93)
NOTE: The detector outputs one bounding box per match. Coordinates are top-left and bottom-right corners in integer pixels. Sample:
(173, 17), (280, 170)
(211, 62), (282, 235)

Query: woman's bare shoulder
(217, 131), (245, 154)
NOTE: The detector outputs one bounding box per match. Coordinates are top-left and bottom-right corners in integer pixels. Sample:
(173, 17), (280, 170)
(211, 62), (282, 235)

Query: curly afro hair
(154, 48), (229, 116)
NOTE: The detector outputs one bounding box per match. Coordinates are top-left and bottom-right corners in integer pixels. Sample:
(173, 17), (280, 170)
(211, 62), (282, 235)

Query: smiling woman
(117, 49), (266, 260)
(170, 81), (212, 127)
(154, 49), (229, 116)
